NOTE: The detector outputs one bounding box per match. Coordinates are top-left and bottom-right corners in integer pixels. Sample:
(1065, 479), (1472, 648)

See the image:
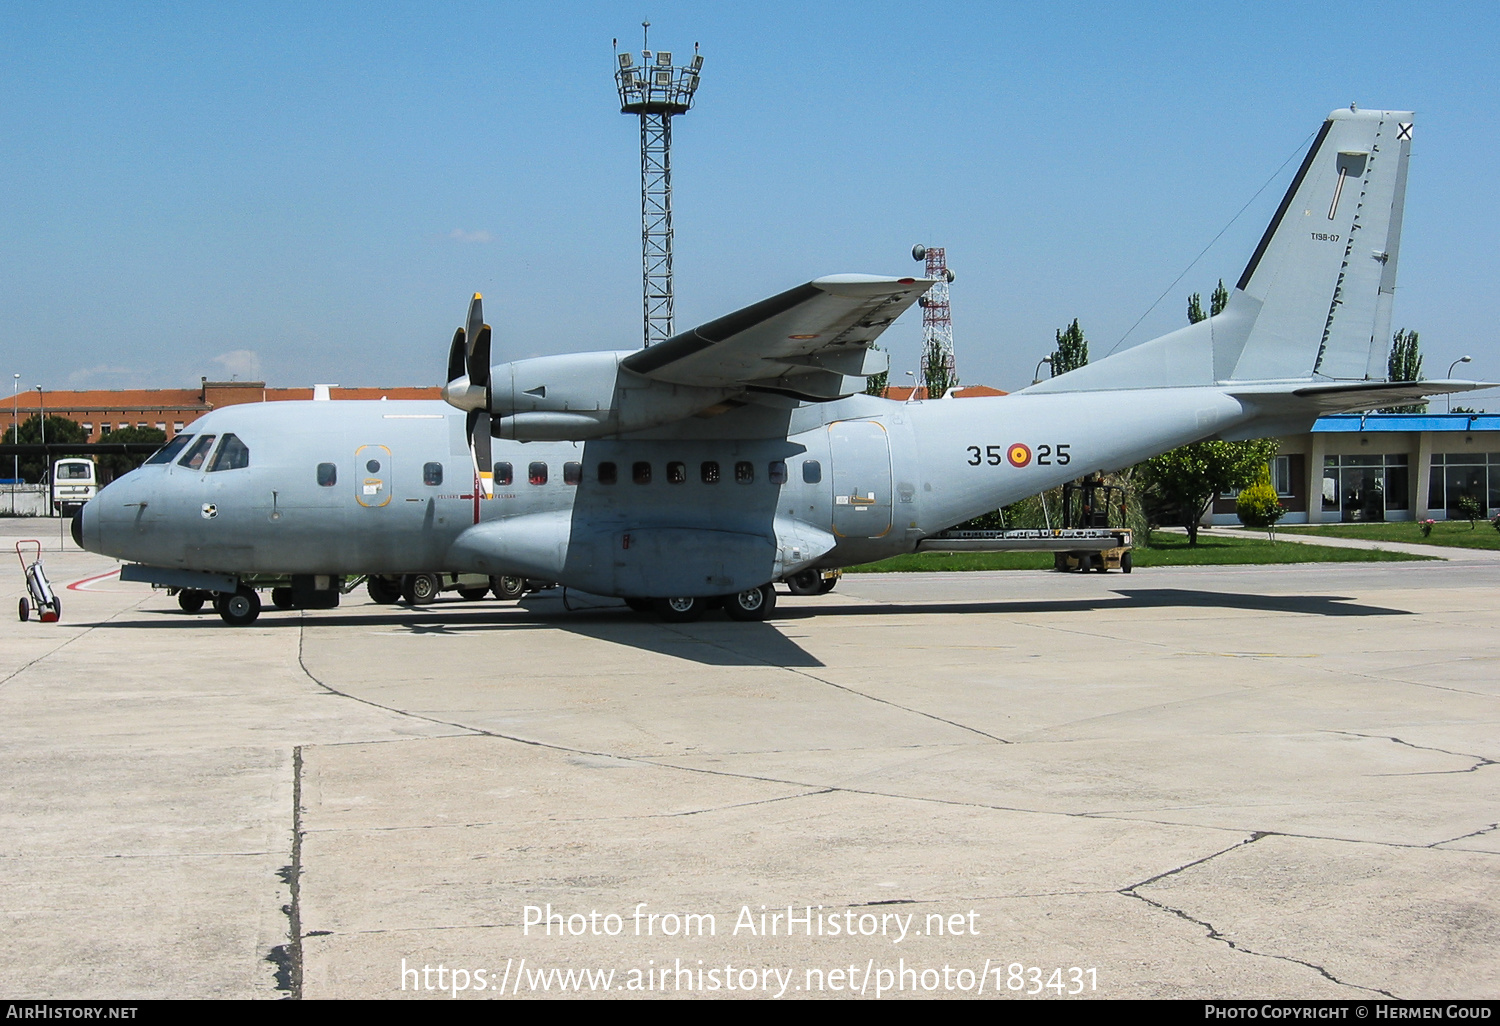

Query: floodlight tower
(615, 23), (703, 347)
(912, 244), (958, 394)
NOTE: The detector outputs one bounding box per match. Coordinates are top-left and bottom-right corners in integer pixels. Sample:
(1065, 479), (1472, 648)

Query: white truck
(49, 458), (97, 515)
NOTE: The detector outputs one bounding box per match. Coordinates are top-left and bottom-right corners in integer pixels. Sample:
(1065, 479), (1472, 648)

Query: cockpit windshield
(145, 435), (192, 466)
(206, 434), (250, 472)
(177, 435), (217, 470)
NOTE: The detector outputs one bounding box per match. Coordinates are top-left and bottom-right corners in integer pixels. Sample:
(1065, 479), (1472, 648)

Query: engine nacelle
(488, 351), (735, 440)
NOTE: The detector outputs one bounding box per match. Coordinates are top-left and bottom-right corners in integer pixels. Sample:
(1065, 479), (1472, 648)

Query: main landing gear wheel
(785, 570), (821, 596)
(491, 575), (525, 601)
(655, 596), (706, 623)
(177, 590), (207, 613)
(623, 597), (654, 614)
(366, 576), (403, 604)
(403, 573), (441, 605)
(724, 584), (776, 622)
(457, 587), (490, 601)
(817, 576), (839, 594)
(218, 586), (261, 626)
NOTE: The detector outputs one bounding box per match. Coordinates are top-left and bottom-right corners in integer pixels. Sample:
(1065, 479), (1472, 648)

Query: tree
(96, 425), (167, 482)
(3, 414), (89, 482)
(922, 336), (957, 399)
(1050, 319), (1088, 375)
(1138, 438), (1279, 545)
(1187, 279), (1229, 324)
(1380, 328), (1426, 414)
(863, 343), (889, 397)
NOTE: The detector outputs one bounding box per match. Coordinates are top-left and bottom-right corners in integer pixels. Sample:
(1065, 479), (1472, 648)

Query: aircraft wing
(621, 274), (932, 401)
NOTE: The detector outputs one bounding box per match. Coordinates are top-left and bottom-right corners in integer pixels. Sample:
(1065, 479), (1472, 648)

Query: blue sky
(3, 1), (1497, 395)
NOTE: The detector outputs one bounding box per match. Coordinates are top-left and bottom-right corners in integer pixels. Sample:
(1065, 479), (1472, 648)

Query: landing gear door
(355, 445), (392, 508)
(829, 420), (893, 539)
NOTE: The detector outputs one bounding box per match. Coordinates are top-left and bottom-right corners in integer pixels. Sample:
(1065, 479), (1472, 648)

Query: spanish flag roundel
(1007, 443), (1032, 468)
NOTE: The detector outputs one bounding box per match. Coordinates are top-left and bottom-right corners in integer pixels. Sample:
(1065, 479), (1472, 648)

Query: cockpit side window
(178, 435), (217, 470)
(206, 433), (250, 472)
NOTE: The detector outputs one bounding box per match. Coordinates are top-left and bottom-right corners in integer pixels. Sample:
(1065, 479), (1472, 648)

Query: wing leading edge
(622, 274), (932, 401)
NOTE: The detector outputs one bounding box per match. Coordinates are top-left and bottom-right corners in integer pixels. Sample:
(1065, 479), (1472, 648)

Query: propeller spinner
(441, 293), (495, 499)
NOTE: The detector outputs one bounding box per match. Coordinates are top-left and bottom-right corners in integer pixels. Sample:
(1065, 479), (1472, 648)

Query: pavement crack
(0, 589), (147, 691)
(1431, 821), (1500, 849)
(655, 622), (1010, 744)
(1331, 730), (1497, 775)
(1120, 833), (1398, 998)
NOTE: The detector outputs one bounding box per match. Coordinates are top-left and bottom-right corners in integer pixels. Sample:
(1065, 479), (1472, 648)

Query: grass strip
(848, 530), (1434, 573)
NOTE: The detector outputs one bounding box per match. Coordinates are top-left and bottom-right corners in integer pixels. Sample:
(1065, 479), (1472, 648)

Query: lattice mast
(614, 24), (704, 347)
(913, 245), (957, 393)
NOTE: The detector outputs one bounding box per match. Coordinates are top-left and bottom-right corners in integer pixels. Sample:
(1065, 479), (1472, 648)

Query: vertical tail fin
(1227, 107), (1413, 381)
(1023, 108), (1414, 394)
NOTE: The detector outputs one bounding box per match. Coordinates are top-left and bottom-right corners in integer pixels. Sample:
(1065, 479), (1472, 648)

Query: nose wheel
(216, 586), (262, 626)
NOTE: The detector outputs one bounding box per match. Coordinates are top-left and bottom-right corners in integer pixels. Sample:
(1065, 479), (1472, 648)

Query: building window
(1323, 454), (1408, 521)
(82, 423), (93, 437)
(155, 422), (166, 432)
(174, 422), (184, 432)
(1271, 455), (1292, 497)
(1428, 453), (1500, 517)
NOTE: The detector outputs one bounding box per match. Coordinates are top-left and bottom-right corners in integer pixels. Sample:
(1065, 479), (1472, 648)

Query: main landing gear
(643, 584), (777, 623)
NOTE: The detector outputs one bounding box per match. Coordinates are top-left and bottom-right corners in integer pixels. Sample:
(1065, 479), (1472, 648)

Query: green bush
(1236, 463), (1287, 536)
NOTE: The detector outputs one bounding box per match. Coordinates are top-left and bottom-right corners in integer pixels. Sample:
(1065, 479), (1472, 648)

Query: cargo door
(828, 420), (892, 538)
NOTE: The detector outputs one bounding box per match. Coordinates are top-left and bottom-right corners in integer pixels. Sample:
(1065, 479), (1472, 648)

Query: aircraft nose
(71, 502), (85, 548)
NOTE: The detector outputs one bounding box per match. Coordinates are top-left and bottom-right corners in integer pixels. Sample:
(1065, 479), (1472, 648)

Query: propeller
(442, 293), (495, 499)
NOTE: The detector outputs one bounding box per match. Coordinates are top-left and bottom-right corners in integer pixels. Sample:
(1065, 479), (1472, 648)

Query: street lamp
(9, 374), (17, 513)
(1033, 356), (1054, 384)
(1447, 356), (1472, 412)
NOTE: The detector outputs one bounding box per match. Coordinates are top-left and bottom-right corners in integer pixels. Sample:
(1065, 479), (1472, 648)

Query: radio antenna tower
(912, 244), (958, 396)
(614, 23), (704, 347)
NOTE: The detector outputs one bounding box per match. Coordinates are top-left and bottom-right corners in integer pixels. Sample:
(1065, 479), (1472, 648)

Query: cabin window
(769, 460), (787, 484)
(633, 461), (652, 485)
(701, 460), (720, 484)
(317, 463), (337, 487)
(563, 461), (582, 485)
(178, 435), (217, 470)
(803, 460), (822, 484)
(496, 462), (513, 486)
(598, 461), (617, 485)
(146, 435), (193, 466)
(735, 461), (755, 484)
(666, 461), (686, 484)
(529, 462), (548, 485)
(423, 462), (443, 486)
(207, 434), (250, 472)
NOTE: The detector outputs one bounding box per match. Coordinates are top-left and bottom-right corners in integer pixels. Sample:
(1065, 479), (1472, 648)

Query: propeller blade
(446, 327), (467, 385)
(467, 409), (494, 499)
(465, 293), (484, 364)
(467, 324), (491, 389)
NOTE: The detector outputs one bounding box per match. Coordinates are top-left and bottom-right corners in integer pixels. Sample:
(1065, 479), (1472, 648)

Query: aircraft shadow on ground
(83, 586), (1407, 667)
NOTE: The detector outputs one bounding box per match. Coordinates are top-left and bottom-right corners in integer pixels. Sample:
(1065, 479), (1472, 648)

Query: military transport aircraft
(75, 107), (1487, 625)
